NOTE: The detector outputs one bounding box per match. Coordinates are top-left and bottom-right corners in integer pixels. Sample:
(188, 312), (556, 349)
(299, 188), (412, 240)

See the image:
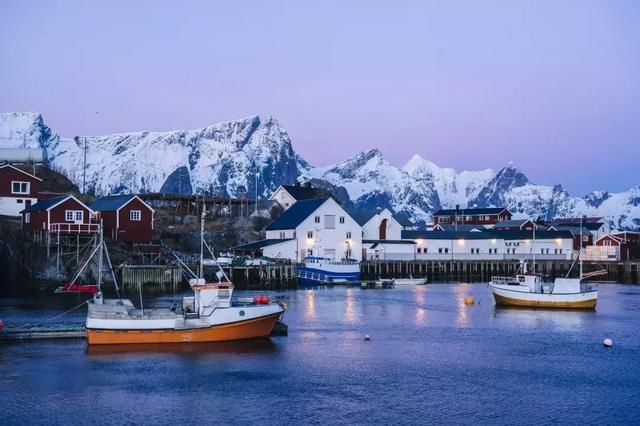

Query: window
(314, 216), (320, 223)
(65, 210), (74, 222)
(417, 248), (422, 253)
(75, 211), (82, 222)
(306, 249), (313, 256)
(559, 249), (563, 254)
(438, 248), (443, 254)
(279, 231), (285, 239)
(16, 199), (23, 204)
(307, 231), (313, 239)
(130, 210), (141, 221)
(444, 248), (449, 253)
(339, 216), (345, 224)
(346, 231), (351, 239)
(541, 249), (545, 254)
(11, 181), (30, 194)
(325, 215), (335, 229)
(25, 213), (30, 224)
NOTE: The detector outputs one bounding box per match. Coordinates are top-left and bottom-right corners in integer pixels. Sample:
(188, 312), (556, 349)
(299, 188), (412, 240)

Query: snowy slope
(0, 111), (638, 229)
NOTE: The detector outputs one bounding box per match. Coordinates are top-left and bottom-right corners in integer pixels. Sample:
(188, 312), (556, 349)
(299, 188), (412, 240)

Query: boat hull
(490, 285), (597, 310)
(86, 313), (281, 345)
(296, 266), (360, 285)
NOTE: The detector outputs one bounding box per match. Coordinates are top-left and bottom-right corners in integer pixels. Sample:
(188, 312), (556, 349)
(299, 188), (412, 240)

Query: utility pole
(255, 166), (258, 215)
(82, 137), (88, 194)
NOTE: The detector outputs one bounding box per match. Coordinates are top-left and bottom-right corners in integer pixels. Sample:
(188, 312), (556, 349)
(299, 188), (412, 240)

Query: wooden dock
(360, 260), (640, 284)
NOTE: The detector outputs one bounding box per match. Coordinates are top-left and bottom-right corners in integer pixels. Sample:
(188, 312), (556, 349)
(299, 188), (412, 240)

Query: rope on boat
(43, 299), (90, 323)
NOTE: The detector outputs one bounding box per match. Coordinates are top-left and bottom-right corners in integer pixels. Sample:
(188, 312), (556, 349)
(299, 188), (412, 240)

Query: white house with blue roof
(234, 197), (363, 262)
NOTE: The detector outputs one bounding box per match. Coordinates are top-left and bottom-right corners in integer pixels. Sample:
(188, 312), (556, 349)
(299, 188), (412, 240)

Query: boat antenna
(97, 220), (104, 292)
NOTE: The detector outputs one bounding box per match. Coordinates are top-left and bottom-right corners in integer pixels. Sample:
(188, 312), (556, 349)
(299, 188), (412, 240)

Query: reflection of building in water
(345, 288), (355, 323)
(454, 284), (470, 327)
(414, 287), (427, 326)
(305, 289), (316, 320)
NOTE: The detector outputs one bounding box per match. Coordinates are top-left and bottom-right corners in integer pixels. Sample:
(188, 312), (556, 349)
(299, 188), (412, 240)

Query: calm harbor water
(1, 283), (640, 425)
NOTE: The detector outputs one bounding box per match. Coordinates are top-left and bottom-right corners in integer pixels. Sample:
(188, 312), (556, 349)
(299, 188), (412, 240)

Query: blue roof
(232, 239), (294, 251)
(265, 198), (328, 230)
(21, 195), (71, 213)
(90, 195), (137, 212)
(348, 210), (378, 226)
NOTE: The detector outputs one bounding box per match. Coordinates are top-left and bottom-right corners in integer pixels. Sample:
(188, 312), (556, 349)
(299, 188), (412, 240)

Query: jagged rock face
(1, 112), (639, 229)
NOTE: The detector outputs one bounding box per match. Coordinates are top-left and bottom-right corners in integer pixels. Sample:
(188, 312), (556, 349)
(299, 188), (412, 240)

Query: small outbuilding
(90, 195), (155, 242)
(0, 164), (42, 216)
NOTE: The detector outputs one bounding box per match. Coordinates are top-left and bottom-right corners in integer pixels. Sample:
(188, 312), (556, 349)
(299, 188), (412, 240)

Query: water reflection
(345, 288), (355, 323)
(305, 289), (316, 320)
(85, 338), (278, 357)
(493, 307), (591, 331)
(413, 287), (427, 326)
(454, 283), (470, 327)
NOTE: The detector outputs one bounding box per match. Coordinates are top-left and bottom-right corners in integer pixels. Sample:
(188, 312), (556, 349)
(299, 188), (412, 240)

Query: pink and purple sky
(1, 0), (639, 195)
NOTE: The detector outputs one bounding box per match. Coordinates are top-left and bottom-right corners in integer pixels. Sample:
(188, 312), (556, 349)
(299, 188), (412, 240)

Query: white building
(234, 197), (363, 262)
(351, 208), (416, 260)
(403, 230), (574, 261)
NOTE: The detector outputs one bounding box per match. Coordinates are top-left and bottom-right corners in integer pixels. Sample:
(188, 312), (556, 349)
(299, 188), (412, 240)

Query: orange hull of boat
(86, 313), (281, 345)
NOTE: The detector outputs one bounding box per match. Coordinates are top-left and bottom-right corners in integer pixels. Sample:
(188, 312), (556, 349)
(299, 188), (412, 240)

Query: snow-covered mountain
(1, 111), (639, 229)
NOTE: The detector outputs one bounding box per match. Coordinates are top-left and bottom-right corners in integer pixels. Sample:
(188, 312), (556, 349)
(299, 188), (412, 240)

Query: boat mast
(532, 224), (536, 274)
(199, 197), (205, 280)
(97, 220), (103, 292)
(579, 215), (584, 280)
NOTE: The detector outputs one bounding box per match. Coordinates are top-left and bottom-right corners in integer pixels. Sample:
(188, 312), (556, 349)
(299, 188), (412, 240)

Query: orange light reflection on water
(345, 288), (355, 323)
(414, 287), (427, 326)
(305, 289), (316, 320)
(454, 283), (470, 327)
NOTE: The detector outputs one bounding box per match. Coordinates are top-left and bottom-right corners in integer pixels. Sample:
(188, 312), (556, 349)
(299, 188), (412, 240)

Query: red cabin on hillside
(0, 164), (42, 217)
(21, 194), (97, 233)
(595, 232), (640, 260)
(89, 195), (154, 242)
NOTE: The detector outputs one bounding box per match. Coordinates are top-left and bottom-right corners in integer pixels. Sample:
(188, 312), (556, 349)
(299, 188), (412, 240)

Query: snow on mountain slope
(0, 111), (638, 229)
(0, 113), (299, 197)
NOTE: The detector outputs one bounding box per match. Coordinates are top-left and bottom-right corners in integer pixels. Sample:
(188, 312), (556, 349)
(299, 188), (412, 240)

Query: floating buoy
(464, 296), (475, 305)
(603, 338), (613, 348)
(0, 320), (4, 331)
(261, 296), (270, 304)
(364, 334), (371, 341)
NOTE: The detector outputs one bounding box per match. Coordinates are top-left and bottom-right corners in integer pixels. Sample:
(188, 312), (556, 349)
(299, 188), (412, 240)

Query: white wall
(411, 236), (574, 261)
(262, 240), (298, 260)
(270, 187), (296, 210)
(362, 209), (402, 240)
(365, 242), (415, 260)
(294, 198), (363, 261)
(0, 196), (37, 216)
(266, 229), (296, 239)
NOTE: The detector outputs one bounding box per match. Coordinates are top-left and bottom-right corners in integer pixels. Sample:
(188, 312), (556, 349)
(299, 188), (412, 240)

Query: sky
(1, 0), (639, 195)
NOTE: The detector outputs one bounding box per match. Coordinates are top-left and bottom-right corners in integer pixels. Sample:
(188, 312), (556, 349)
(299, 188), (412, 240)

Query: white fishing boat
(489, 219), (599, 309)
(85, 208), (284, 345)
(296, 256), (360, 285)
(392, 277), (428, 286)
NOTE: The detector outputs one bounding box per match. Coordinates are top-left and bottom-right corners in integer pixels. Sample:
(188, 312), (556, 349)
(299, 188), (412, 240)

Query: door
(74, 211), (84, 224)
(379, 219), (388, 240)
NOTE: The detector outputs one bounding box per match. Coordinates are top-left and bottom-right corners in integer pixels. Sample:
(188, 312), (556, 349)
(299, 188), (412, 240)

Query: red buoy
(261, 296), (270, 304)
(253, 296), (261, 304)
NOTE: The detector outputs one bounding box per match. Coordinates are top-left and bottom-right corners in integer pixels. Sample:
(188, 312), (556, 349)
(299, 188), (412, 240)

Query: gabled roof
(0, 164), (43, 181)
(232, 239), (294, 251)
(433, 207), (510, 216)
(278, 184), (333, 201)
(265, 198), (329, 230)
(550, 221), (604, 231)
(393, 212), (414, 227)
(348, 210), (378, 226)
(90, 194), (153, 212)
(21, 194), (92, 213)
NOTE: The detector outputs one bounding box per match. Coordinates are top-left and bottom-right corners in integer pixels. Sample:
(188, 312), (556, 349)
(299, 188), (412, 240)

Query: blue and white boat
(296, 256), (360, 285)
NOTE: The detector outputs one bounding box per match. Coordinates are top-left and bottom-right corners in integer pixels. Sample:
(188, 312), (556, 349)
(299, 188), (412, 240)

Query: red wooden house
(89, 195), (154, 242)
(595, 232), (640, 260)
(21, 194), (97, 233)
(0, 164), (42, 217)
